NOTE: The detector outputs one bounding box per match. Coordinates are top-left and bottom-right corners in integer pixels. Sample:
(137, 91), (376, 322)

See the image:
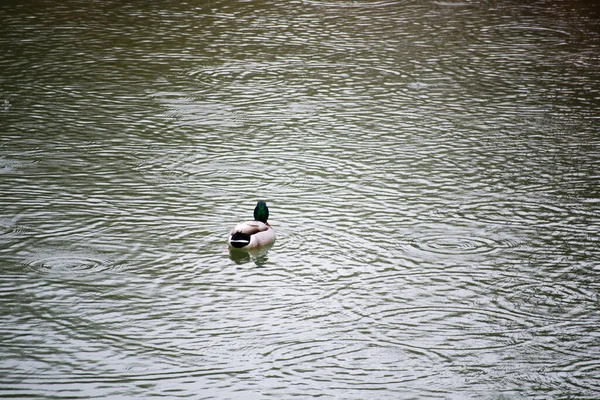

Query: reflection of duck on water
(228, 201), (275, 251)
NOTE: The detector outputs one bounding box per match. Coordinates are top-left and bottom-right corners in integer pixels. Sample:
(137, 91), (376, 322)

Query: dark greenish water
(1, 0), (599, 398)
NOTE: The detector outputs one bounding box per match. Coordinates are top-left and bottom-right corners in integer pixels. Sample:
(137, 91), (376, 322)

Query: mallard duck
(228, 201), (275, 250)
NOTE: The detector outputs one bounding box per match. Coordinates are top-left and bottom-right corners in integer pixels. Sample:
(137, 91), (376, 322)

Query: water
(1, 0), (599, 398)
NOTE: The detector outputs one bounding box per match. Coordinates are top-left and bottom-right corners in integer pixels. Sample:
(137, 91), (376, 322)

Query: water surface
(1, 0), (599, 398)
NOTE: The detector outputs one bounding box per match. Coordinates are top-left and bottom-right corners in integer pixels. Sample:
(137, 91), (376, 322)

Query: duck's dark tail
(229, 231), (251, 248)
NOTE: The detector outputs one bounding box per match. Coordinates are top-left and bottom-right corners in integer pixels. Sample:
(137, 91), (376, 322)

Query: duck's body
(228, 220), (274, 249)
(228, 201), (275, 250)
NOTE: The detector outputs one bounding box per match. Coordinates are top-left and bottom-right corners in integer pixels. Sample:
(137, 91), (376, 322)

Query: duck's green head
(254, 200), (269, 223)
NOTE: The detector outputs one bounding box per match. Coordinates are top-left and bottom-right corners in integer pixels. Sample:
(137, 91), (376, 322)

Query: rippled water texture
(1, 0), (599, 398)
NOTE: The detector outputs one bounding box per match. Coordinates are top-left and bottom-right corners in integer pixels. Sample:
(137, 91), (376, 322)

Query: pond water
(1, 0), (599, 398)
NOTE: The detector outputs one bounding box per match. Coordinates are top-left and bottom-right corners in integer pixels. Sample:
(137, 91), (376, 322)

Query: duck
(228, 201), (275, 250)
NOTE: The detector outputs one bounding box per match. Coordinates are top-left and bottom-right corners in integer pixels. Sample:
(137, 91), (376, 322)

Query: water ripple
(560, 359), (600, 393)
(455, 196), (589, 228)
(410, 233), (504, 256)
(23, 248), (115, 273)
